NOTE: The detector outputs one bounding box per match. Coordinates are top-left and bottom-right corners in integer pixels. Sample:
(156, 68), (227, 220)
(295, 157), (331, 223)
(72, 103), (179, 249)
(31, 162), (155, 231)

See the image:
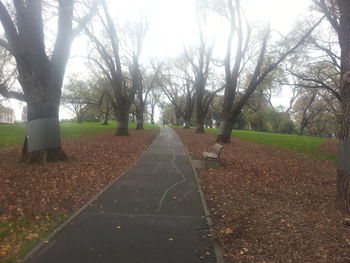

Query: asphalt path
(24, 127), (216, 263)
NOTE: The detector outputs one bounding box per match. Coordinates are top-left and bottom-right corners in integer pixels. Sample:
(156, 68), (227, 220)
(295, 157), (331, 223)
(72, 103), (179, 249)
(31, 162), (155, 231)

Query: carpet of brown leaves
(0, 130), (159, 220)
(175, 128), (350, 263)
(1, 130), (159, 261)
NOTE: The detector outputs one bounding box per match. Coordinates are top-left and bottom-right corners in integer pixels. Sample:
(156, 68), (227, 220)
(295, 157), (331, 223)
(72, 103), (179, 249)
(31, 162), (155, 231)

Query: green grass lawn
(205, 128), (336, 162)
(0, 121), (159, 147)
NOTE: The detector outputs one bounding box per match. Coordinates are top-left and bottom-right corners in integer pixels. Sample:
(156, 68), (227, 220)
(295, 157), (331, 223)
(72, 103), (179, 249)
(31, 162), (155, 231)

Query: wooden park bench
(202, 143), (224, 168)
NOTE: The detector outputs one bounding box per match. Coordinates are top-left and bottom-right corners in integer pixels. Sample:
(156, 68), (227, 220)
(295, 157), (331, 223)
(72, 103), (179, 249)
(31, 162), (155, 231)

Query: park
(0, 0), (350, 262)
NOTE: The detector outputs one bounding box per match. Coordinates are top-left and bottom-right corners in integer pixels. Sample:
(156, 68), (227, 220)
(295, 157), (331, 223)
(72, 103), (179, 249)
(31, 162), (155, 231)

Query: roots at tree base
(216, 134), (231, 143)
(136, 123), (144, 130)
(195, 126), (205, 133)
(115, 127), (129, 136)
(336, 169), (350, 216)
(21, 147), (68, 164)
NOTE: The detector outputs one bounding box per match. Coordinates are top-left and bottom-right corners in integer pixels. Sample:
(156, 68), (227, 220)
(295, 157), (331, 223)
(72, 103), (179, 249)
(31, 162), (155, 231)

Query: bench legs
(204, 158), (220, 169)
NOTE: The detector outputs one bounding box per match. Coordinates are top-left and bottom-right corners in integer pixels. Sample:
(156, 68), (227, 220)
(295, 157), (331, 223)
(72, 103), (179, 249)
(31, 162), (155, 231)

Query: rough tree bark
(335, 0), (350, 216)
(0, 0), (94, 164)
(312, 0), (350, 216)
(115, 102), (129, 136)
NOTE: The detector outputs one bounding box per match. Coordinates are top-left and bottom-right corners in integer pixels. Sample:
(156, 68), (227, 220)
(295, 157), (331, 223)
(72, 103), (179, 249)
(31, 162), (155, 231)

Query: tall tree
(184, 11), (214, 133)
(158, 58), (195, 128)
(313, 0), (350, 216)
(0, 0), (95, 163)
(214, 0), (323, 143)
(147, 85), (162, 124)
(124, 20), (149, 130)
(86, 0), (135, 135)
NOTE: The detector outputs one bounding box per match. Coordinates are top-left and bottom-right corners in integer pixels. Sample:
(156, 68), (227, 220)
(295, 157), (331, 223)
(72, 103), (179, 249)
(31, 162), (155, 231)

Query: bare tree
(0, 0), (95, 163)
(214, 0), (323, 143)
(184, 38), (213, 133)
(86, 0), (135, 135)
(124, 20), (150, 130)
(158, 58), (195, 128)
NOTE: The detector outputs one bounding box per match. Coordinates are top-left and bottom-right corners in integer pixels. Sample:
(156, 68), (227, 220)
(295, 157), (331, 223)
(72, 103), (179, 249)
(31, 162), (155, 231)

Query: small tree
(62, 77), (94, 123)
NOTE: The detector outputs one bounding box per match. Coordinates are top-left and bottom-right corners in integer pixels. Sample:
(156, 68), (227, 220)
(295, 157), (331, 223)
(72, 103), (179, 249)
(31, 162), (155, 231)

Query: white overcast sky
(8, 0), (312, 120)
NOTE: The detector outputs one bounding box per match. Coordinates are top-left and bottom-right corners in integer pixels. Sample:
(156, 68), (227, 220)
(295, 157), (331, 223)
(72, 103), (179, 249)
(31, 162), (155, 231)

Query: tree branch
(0, 83), (25, 101)
(0, 1), (21, 55)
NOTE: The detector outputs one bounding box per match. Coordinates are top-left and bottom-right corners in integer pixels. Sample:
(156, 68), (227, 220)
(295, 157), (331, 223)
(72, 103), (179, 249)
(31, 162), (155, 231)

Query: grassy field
(0, 121), (159, 147)
(205, 128), (336, 162)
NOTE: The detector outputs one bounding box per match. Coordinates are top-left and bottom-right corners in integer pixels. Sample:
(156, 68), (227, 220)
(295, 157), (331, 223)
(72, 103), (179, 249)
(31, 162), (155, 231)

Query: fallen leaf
(25, 233), (39, 240)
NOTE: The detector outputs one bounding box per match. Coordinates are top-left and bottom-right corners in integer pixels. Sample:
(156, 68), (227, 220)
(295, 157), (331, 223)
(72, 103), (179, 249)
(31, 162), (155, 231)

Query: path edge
(177, 133), (225, 263)
(22, 129), (161, 263)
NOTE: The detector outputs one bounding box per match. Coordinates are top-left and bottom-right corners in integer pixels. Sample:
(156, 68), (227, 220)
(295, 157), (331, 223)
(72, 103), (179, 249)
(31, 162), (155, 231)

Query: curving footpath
(23, 127), (217, 263)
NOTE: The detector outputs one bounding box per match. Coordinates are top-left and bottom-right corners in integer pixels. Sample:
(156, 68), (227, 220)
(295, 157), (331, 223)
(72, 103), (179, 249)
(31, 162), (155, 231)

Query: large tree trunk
(337, 98), (350, 215)
(184, 120), (191, 129)
(216, 120), (233, 143)
(21, 99), (67, 164)
(216, 106), (240, 143)
(77, 114), (83, 124)
(195, 122), (205, 133)
(337, 80), (350, 215)
(336, 0), (350, 216)
(116, 107), (129, 136)
(136, 104), (144, 130)
(136, 117), (144, 130)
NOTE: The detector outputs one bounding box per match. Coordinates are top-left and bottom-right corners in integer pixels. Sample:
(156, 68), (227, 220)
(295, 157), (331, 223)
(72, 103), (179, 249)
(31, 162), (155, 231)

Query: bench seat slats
(202, 143), (224, 168)
(202, 151), (218, 159)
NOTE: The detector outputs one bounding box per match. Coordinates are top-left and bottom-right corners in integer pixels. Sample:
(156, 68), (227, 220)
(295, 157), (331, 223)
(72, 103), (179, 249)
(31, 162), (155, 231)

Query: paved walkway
(24, 127), (216, 263)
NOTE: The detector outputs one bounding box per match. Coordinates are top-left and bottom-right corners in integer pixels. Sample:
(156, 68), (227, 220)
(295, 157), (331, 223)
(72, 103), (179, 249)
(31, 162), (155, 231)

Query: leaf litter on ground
(175, 128), (350, 263)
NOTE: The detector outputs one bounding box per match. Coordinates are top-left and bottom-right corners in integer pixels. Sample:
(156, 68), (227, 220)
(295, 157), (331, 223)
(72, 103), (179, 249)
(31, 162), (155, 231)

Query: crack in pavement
(155, 131), (188, 214)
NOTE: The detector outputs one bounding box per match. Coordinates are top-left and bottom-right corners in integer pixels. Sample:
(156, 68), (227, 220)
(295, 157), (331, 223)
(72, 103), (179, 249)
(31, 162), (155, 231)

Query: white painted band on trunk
(27, 117), (61, 152)
(118, 122), (128, 129)
(219, 121), (233, 135)
(338, 140), (350, 171)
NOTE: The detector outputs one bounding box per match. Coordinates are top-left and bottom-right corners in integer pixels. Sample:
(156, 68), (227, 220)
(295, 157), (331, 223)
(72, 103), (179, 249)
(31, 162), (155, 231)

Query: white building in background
(0, 105), (15, 123)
